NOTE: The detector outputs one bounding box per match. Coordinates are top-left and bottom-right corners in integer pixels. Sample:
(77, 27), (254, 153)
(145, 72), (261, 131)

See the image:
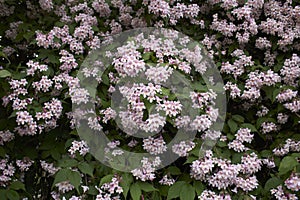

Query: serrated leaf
(68, 171), (81, 192)
(9, 181), (25, 191)
(100, 174), (114, 185)
(52, 169), (69, 188)
(264, 177), (282, 191)
(232, 115), (244, 123)
(260, 150), (272, 158)
(184, 156), (197, 164)
(240, 123), (257, 132)
(0, 147), (5, 158)
(139, 182), (158, 192)
(227, 119), (238, 133)
(6, 190), (19, 200)
(179, 183), (195, 200)
(152, 191), (162, 200)
(120, 173), (133, 198)
(78, 162), (94, 176)
(58, 159), (78, 168)
(167, 166), (181, 175)
(278, 156), (298, 175)
(142, 52), (153, 61)
(167, 181), (185, 200)
(0, 189), (7, 200)
(0, 70), (11, 78)
(272, 89), (281, 102)
(232, 153), (243, 164)
(130, 183), (141, 200)
(51, 148), (61, 160)
(193, 181), (205, 195)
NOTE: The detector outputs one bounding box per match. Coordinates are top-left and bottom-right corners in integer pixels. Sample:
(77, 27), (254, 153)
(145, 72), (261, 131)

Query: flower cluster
(131, 157), (161, 181)
(68, 140), (90, 156)
(1, 0), (300, 199)
(191, 150), (261, 192)
(96, 176), (123, 200)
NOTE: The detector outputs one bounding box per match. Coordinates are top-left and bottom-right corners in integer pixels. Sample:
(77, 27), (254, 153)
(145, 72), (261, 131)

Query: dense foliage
(0, 0), (299, 199)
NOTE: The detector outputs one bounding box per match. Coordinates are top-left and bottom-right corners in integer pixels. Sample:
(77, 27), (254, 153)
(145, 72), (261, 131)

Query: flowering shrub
(0, 0), (299, 200)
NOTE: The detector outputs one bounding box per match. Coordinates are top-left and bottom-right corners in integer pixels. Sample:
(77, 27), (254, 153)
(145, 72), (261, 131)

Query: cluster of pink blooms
(261, 122), (278, 134)
(0, 158), (15, 187)
(280, 54), (300, 86)
(0, 130), (14, 145)
(285, 173), (300, 192)
(16, 157), (34, 172)
(159, 175), (175, 186)
(55, 181), (75, 194)
(220, 50), (254, 79)
(190, 90), (217, 109)
(223, 82), (241, 99)
(131, 157), (161, 181)
(256, 105), (269, 117)
(271, 185), (298, 200)
(172, 140), (195, 157)
(143, 136), (167, 155)
(228, 128), (253, 152)
(284, 100), (300, 113)
(104, 140), (124, 157)
(68, 140), (89, 156)
(242, 69), (281, 101)
(273, 139), (300, 156)
(191, 150), (263, 194)
(40, 160), (60, 176)
(277, 113), (289, 124)
(276, 89), (298, 103)
(26, 60), (48, 76)
(96, 176), (123, 200)
(198, 190), (231, 200)
(1, 0), (300, 198)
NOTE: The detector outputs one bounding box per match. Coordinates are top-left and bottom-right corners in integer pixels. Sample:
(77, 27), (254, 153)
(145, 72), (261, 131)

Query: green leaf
(0, 52), (10, 64)
(52, 169), (69, 188)
(152, 191), (162, 200)
(278, 156), (298, 175)
(161, 88), (170, 96)
(87, 186), (98, 195)
(6, 190), (19, 200)
(167, 181), (185, 200)
(260, 150), (272, 158)
(264, 177), (282, 191)
(184, 156), (197, 164)
(232, 153), (243, 164)
(227, 119), (238, 133)
(68, 171), (81, 192)
(120, 173), (133, 198)
(262, 86), (275, 102)
(142, 52), (153, 61)
(232, 115), (244, 123)
(0, 147), (6, 158)
(193, 181), (205, 195)
(0, 70), (11, 78)
(78, 162), (94, 177)
(9, 181), (25, 191)
(180, 183), (195, 200)
(272, 89), (281, 102)
(130, 183), (141, 200)
(167, 166), (181, 175)
(58, 159), (78, 168)
(139, 182), (158, 192)
(100, 174), (114, 185)
(0, 189), (7, 200)
(51, 148), (61, 160)
(240, 123), (257, 132)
